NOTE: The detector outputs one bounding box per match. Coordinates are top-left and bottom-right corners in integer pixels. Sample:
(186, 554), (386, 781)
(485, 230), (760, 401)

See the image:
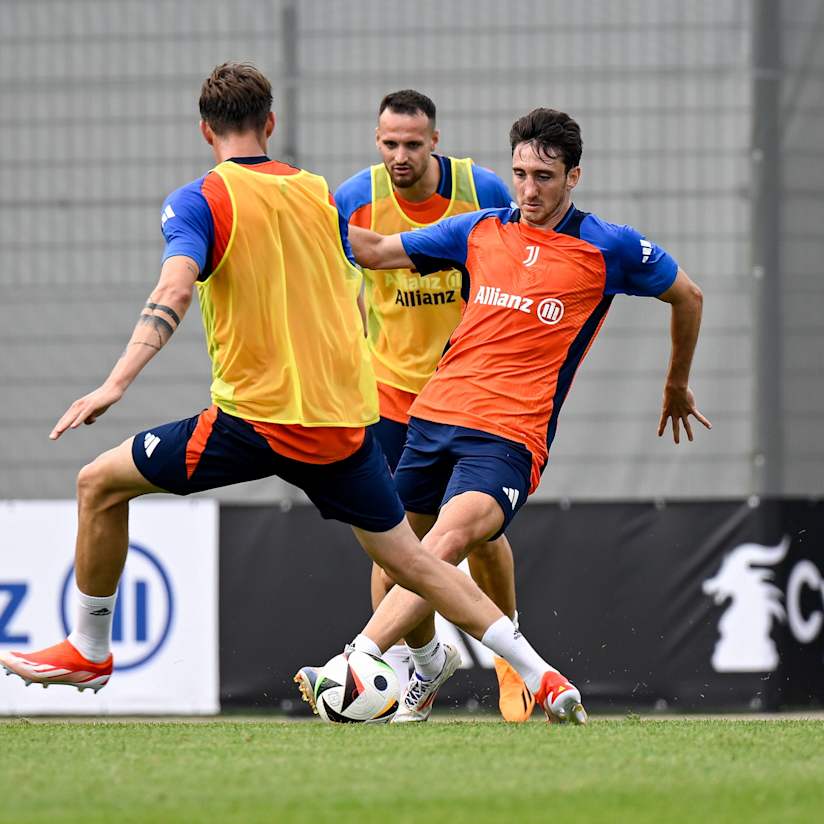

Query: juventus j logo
(523, 246), (540, 267)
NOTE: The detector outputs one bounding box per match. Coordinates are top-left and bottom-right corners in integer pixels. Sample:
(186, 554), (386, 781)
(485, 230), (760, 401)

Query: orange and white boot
(0, 639), (112, 693)
(493, 656), (535, 722)
(534, 670), (588, 725)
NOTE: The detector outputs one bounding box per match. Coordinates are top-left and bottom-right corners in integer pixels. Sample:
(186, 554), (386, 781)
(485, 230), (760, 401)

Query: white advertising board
(0, 499), (219, 715)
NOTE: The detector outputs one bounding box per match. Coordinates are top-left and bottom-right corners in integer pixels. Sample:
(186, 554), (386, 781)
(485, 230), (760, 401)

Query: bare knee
(423, 528), (474, 566)
(77, 458), (127, 511)
(471, 535), (506, 562)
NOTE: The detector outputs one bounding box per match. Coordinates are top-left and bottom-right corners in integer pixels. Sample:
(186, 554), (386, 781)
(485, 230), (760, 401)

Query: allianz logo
(474, 286), (565, 326)
(474, 285), (533, 313)
(703, 536), (824, 672)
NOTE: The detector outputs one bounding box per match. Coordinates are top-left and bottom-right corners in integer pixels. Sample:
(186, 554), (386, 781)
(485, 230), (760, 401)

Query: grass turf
(1, 717), (823, 823)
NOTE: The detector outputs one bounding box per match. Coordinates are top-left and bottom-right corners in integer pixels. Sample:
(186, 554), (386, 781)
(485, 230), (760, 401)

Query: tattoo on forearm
(128, 341), (162, 352)
(144, 302), (181, 326)
(137, 312), (175, 347)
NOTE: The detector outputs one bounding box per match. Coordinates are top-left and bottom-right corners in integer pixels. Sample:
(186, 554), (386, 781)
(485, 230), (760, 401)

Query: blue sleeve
(332, 200), (356, 266)
(334, 168), (372, 223)
(580, 215), (678, 297)
(400, 209), (496, 274)
(160, 177), (213, 276)
(471, 165), (514, 209)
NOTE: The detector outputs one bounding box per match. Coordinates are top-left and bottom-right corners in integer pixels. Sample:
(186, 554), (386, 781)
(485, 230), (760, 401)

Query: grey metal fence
(0, 0), (820, 502)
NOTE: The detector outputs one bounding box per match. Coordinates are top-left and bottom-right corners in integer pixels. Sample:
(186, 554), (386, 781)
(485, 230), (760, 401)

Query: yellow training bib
(365, 157), (480, 394)
(197, 161), (378, 426)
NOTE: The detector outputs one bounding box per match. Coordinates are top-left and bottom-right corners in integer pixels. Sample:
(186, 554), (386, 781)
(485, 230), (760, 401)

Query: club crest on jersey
(523, 245), (540, 267)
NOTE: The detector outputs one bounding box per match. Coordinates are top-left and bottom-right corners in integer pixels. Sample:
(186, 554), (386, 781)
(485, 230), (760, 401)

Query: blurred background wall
(0, 0), (821, 503)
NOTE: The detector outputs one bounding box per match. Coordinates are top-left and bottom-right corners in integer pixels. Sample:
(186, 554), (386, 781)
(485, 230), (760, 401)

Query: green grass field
(2, 717), (823, 824)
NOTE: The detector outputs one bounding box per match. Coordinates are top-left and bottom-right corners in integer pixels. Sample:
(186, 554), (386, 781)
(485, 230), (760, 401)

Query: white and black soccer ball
(314, 650), (399, 724)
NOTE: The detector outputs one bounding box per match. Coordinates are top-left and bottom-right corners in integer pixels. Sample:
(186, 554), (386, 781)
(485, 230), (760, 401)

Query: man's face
(376, 109), (439, 189)
(512, 141), (580, 228)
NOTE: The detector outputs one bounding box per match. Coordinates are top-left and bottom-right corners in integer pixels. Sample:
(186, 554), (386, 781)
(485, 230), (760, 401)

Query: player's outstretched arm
(348, 226), (414, 270)
(655, 268), (712, 444)
(49, 255), (199, 440)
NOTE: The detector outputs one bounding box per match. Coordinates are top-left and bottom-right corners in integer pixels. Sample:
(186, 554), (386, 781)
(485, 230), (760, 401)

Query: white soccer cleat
(534, 670), (588, 725)
(392, 643), (461, 723)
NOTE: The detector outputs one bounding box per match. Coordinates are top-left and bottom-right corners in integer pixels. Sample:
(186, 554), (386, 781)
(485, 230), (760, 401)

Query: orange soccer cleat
(493, 655), (535, 722)
(0, 639), (112, 693)
(534, 670), (588, 725)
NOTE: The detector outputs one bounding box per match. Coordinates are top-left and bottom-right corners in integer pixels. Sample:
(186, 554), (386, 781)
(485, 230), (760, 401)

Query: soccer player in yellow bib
(335, 91), (534, 722)
(0, 65), (582, 724)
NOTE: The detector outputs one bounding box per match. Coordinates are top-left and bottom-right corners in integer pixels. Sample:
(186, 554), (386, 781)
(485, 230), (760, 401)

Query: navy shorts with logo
(132, 407), (405, 533)
(370, 416), (409, 474)
(394, 417), (532, 540)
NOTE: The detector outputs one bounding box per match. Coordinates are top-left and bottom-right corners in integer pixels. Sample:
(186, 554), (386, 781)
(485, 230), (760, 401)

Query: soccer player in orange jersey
(333, 108), (711, 721)
(335, 90), (533, 721)
(0, 71), (586, 725)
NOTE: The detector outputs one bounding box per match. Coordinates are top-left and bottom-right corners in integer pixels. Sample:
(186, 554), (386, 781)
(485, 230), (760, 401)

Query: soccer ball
(314, 650), (400, 724)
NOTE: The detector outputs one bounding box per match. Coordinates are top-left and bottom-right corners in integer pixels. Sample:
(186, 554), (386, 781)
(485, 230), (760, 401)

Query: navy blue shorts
(132, 407), (405, 532)
(370, 417), (409, 474)
(394, 418), (532, 539)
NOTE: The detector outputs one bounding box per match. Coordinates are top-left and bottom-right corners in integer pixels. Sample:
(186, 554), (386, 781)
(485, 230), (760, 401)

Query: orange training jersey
(335, 155), (512, 422)
(399, 205), (679, 491)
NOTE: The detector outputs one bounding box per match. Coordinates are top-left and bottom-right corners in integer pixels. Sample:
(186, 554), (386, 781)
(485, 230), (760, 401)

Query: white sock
(351, 633), (382, 659)
(491, 611), (520, 663)
(481, 616), (556, 693)
(383, 643), (412, 687)
(409, 634), (446, 680)
(67, 585), (116, 663)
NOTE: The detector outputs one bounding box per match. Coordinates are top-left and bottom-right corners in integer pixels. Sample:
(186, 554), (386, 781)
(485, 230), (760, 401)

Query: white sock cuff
(481, 615), (516, 648)
(352, 634), (382, 658)
(408, 635), (440, 657)
(75, 586), (117, 611)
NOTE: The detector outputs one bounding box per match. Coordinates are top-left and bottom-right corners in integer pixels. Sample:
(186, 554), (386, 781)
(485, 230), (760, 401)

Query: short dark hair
(199, 62), (273, 136)
(509, 108), (582, 172)
(378, 89), (436, 125)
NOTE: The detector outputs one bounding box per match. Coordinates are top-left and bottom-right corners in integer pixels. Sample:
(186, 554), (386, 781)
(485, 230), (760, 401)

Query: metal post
(751, 0), (782, 496)
(281, 0), (299, 166)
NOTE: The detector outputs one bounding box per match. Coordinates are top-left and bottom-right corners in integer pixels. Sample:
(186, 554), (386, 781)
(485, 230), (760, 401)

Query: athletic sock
(481, 616), (557, 694)
(408, 635), (446, 680)
(351, 633), (382, 659)
(67, 586), (116, 663)
(492, 610), (520, 666)
(383, 643), (412, 687)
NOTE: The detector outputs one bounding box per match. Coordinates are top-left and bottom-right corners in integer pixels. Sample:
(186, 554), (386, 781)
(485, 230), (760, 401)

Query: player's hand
(657, 384), (711, 444)
(50, 383), (124, 440)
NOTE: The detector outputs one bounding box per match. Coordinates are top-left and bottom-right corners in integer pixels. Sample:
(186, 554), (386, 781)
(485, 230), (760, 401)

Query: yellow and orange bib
(364, 157), (480, 395)
(197, 160), (377, 426)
